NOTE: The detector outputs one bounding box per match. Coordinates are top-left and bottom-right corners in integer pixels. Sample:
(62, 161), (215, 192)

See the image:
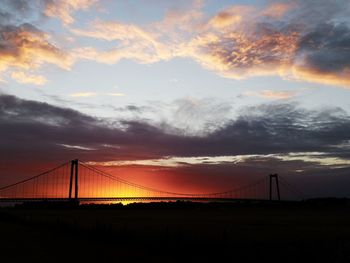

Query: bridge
(0, 159), (304, 203)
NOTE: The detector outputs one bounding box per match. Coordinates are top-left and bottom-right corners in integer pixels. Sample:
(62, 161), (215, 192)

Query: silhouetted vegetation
(1, 200), (350, 262)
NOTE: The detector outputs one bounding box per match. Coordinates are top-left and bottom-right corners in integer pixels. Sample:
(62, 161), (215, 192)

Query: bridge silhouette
(0, 159), (304, 203)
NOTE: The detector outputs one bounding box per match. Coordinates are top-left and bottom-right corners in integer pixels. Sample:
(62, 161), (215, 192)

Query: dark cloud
(291, 0), (349, 26)
(0, 0), (34, 24)
(1, 93), (350, 161)
(297, 23), (350, 73)
(6, 0), (31, 13)
(109, 104), (154, 114)
(197, 103), (350, 157)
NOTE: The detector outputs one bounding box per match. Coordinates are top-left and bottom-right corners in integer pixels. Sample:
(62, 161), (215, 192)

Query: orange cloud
(69, 1), (350, 88)
(244, 90), (298, 100)
(69, 92), (97, 97)
(292, 66), (350, 87)
(71, 3), (299, 80)
(71, 19), (175, 65)
(260, 90), (298, 99)
(206, 6), (253, 29)
(1, 0), (349, 88)
(71, 20), (157, 42)
(44, 0), (97, 25)
(11, 71), (47, 85)
(185, 30), (300, 80)
(0, 24), (72, 84)
(209, 12), (242, 29)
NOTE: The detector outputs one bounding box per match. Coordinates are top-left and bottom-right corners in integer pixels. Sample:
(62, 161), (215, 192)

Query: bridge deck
(0, 197), (267, 203)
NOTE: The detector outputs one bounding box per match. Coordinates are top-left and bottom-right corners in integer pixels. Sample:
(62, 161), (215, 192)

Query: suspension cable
(0, 161), (69, 191)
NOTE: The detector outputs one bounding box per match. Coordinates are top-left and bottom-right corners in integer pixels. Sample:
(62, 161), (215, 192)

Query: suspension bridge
(0, 159), (304, 203)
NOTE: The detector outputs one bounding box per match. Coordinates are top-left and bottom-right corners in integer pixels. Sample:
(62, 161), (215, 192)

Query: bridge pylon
(269, 173), (280, 201)
(68, 159), (79, 200)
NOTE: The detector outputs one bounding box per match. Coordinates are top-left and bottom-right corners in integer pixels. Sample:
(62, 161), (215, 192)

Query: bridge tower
(269, 173), (280, 201)
(68, 159), (79, 200)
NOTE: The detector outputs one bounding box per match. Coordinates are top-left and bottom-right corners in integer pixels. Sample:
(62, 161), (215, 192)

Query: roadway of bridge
(0, 197), (268, 203)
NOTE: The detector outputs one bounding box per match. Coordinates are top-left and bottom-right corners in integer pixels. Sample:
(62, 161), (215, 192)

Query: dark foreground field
(1, 200), (350, 263)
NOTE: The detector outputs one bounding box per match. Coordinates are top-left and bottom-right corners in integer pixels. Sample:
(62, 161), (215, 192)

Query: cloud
(43, 0), (97, 25)
(70, 0), (350, 87)
(170, 97), (232, 135)
(293, 23), (350, 86)
(0, 1), (77, 84)
(70, 1), (204, 64)
(0, 0), (73, 84)
(72, 19), (173, 64)
(276, 152), (350, 169)
(187, 28), (299, 79)
(244, 90), (299, 100)
(68, 92), (125, 98)
(191, 1), (350, 86)
(1, 0), (350, 87)
(69, 92), (97, 97)
(89, 152), (350, 170)
(59, 143), (95, 151)
(10, 71), (47, 85)
(208, 11), (242, 29)
(260, 2), (297, 19)
(71, 19), (156, 42)
(1, 93), (350, 162)
(0, 0), (36, 24)
(0, 23), (72, 72)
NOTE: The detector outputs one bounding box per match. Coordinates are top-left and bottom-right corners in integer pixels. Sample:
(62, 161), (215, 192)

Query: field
(1, 200), (350, 262)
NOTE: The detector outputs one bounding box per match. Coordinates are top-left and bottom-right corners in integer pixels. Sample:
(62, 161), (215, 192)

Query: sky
(1, 0), (350, 198)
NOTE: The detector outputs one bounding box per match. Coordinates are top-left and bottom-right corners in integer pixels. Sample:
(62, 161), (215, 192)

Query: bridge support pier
(68, 159), (79, 201)
(269, 174), (280, 201)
